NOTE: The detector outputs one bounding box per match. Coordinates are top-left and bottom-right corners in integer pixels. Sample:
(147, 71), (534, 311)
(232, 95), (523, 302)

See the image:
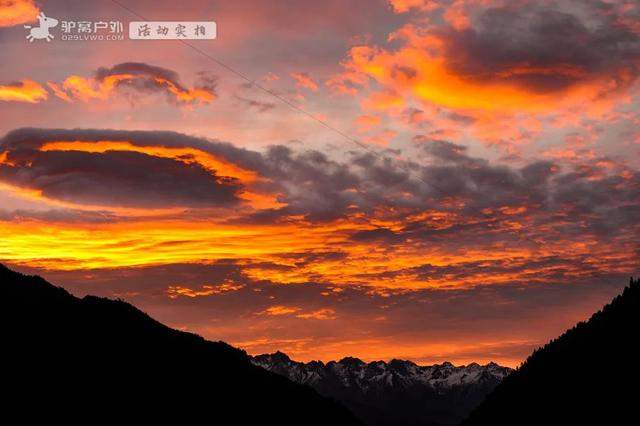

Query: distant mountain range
(0, 264), (361, 425)
(252, 352), (512, 426)
(462, 277), (640, 426)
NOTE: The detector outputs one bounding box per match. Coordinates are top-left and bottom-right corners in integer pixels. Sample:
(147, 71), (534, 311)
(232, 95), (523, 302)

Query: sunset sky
(1, 0), (639, 367)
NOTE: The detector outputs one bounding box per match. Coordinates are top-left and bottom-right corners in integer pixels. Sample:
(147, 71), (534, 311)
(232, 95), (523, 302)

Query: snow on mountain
(252, 351), (511, 392)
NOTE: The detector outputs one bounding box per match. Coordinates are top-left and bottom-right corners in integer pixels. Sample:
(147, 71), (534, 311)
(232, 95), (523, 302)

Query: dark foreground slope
(0, 264), (362, 425)
(462, 277), (640, 426)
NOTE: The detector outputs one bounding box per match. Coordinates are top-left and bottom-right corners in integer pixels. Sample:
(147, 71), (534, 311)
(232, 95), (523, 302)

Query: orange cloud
(388, 0), (438, 13)
(55, 73), (215, 105)
(291, 72), (319, 91)
(326, 69), (368, 95)
(2, 63), (216, 107)
(443, 0), (471, 30)
(166, 282), (245, 298)
(328, 2), (640, 154)
(0, 0), (39, 27)
(46, 82), (72, 102)
(0, 80), (48, 103)
(296, 308), (337, 320)
(259, 306), (336, 320)
(334, 2), (640, 119)
(363, 89), (404, 111)
(341, 34), (630, 114)
(263, 305), (302, 316)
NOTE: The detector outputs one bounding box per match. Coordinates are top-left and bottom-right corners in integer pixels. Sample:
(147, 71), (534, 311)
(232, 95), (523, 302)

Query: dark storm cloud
(0, 128), (258, 208)
(1, 150), (240, 208)
(440, 1), (640, 93)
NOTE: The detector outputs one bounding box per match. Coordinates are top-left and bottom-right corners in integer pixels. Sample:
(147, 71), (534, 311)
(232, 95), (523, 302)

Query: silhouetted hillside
(0, 264), (362, 424)
(462, 277), (640, 426)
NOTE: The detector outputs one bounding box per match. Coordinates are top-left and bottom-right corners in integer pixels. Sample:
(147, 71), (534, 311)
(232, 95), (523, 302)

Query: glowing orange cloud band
(55, 74), (215, 104)
(0, 80), (48, 103)
(0, 213), (634, 293)
(343, 41), (629, 113)
(2, 73), (215, 105)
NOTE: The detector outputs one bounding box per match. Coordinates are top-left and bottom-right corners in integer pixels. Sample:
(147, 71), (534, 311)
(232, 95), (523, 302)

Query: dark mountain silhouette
(252, 352), (512, 426)
(0, 264), (362, 425)
(462, 277), (640, 426)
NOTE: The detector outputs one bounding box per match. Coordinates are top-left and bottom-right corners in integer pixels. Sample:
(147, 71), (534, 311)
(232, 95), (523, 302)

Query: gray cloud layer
(1, 128), (638, 239)
(0, 128), (250, 208)
(440, 1), (640, 93)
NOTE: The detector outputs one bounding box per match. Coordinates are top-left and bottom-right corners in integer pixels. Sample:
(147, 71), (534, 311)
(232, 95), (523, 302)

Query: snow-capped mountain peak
(252, 352), (512, 390)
